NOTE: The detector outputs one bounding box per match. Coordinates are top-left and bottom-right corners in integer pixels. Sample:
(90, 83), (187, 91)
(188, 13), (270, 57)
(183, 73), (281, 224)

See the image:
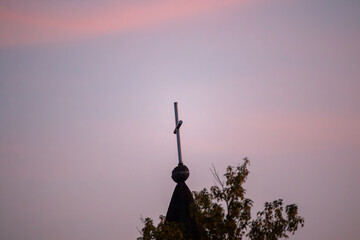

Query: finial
(172, 102), (189, 182)
(172, 164), (189, 183)
(173, 102), (183, 165)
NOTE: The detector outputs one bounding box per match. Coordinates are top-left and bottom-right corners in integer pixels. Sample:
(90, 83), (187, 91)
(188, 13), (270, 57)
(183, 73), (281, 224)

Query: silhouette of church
(165, 103), (201, 239)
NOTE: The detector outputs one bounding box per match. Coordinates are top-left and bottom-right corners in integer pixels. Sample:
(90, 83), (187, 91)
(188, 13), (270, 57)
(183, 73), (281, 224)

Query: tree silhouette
(138, 158), (304, 240)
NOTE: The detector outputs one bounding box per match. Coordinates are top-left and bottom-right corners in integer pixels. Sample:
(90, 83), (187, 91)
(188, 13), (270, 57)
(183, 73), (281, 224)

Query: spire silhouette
(166, 102), (201, 239)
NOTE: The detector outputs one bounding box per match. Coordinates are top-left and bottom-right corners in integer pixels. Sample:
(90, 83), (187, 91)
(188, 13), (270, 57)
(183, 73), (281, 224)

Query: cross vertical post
(174, 102), (183, 165)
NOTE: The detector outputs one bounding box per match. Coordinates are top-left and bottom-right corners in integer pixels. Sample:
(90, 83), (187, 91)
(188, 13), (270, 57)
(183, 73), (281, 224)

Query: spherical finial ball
(171, 164), (190, 183)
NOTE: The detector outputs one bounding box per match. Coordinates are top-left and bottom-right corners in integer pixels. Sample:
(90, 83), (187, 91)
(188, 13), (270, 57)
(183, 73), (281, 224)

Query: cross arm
(173, 120), (183, 134)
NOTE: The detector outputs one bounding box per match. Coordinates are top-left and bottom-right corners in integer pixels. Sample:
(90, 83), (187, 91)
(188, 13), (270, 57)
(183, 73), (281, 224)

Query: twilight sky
(0, 0), (359, 239)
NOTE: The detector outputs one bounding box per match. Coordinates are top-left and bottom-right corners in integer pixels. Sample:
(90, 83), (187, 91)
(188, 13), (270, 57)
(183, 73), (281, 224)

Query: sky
(0, 0), (359, 239)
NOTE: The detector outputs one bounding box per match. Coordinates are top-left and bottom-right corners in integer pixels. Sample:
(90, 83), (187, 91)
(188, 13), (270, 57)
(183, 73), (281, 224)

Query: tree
(138, 158), (304, 240)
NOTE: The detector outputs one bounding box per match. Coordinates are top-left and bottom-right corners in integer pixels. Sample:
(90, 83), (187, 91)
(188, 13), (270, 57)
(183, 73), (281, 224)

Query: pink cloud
(0, 0), (244, 47)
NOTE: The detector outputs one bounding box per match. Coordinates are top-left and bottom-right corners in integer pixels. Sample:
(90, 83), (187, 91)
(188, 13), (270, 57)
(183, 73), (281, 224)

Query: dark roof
(166, 179), (201, 239)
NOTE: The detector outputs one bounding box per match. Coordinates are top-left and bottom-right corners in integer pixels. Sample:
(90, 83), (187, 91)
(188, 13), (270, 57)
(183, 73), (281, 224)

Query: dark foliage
(138, 158), (304, 240)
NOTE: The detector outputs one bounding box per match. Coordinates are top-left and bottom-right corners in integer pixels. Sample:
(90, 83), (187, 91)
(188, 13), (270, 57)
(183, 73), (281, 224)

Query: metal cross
(173, 102), (183, 165)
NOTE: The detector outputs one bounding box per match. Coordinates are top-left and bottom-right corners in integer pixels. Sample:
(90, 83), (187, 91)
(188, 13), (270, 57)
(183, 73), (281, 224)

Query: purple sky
(1, 0), (359, 239)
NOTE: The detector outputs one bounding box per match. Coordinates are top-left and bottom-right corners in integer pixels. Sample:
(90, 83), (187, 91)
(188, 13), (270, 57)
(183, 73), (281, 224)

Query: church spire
(166, 102), (201, 239)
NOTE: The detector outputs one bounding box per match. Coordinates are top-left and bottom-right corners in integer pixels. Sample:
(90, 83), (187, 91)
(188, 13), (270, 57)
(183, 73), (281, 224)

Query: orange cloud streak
(0, 0), (244, 47)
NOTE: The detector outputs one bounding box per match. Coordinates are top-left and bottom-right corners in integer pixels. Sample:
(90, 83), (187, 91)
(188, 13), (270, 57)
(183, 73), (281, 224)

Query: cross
(173, 102), (183, 165)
